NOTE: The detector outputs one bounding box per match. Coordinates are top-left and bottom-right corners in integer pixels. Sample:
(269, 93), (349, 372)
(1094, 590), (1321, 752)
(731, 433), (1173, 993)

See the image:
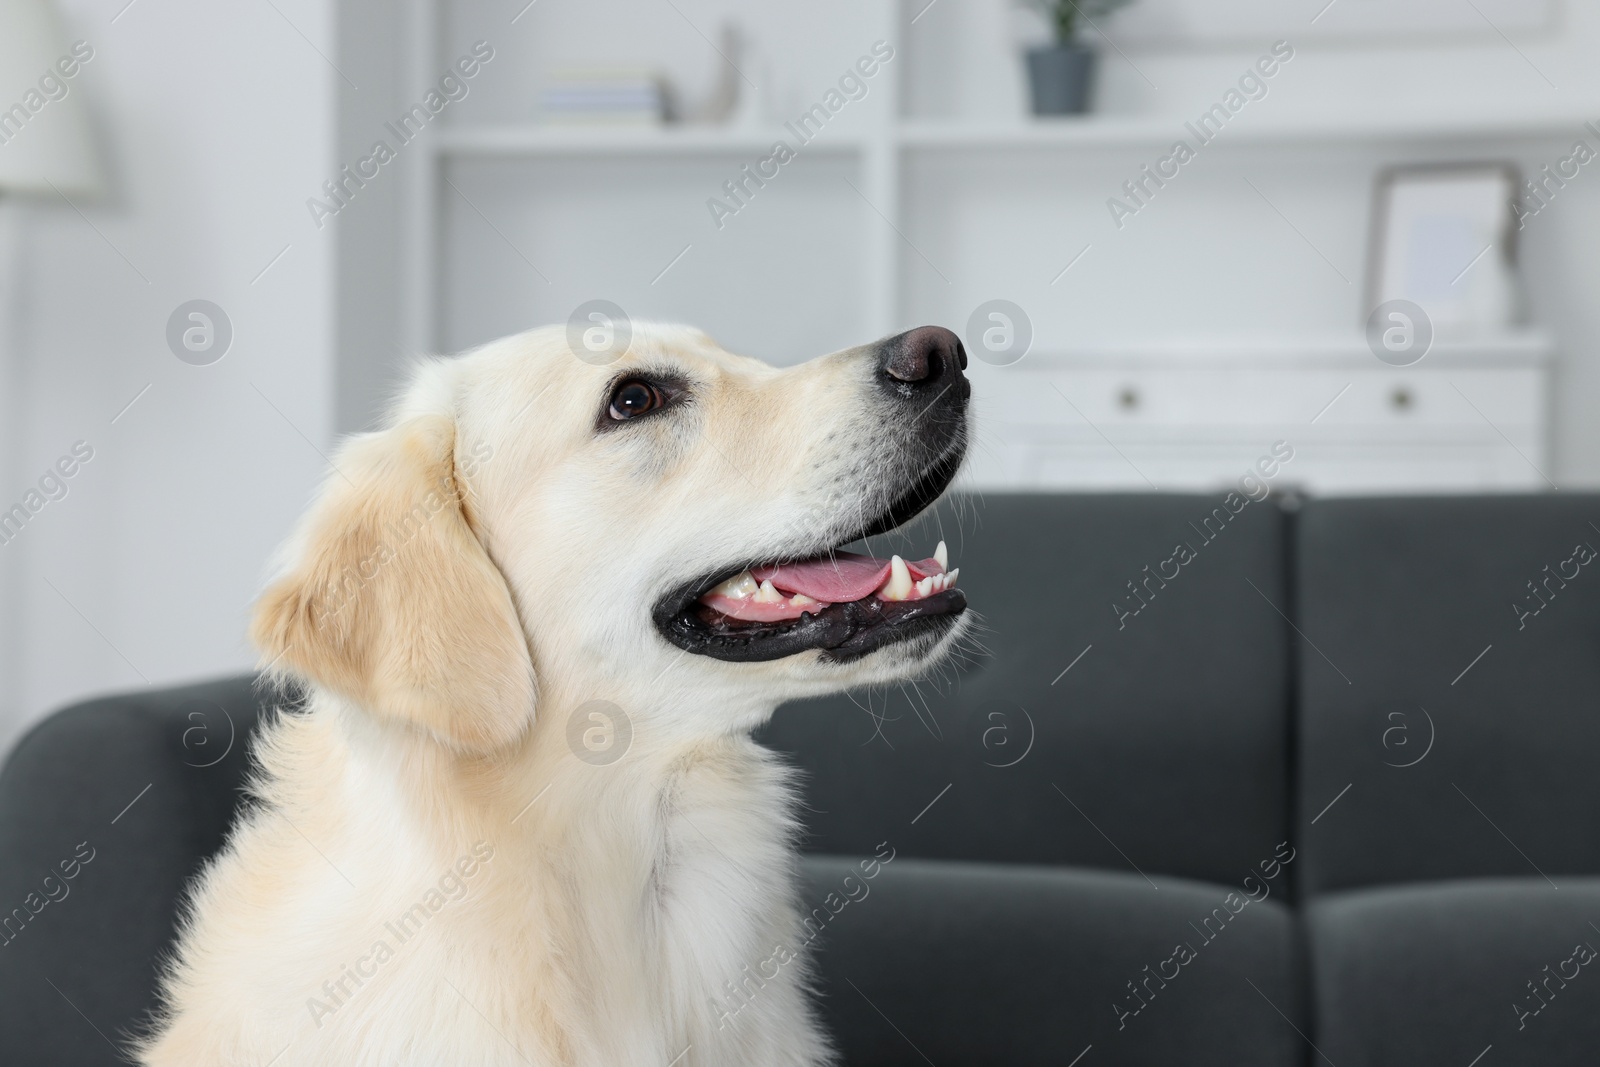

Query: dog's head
(251, 323), (971, 752)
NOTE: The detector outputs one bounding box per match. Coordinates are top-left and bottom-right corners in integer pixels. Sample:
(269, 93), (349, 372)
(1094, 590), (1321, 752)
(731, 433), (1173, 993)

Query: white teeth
(790, 593), (819, 608)
(915, 576), (934, 597)
(947, 567), (959, 587)
(881, 555), (913, 601)
(711, 571), (758, 600)
(754, 579), (785, 604)
(934, 541), (948, 572)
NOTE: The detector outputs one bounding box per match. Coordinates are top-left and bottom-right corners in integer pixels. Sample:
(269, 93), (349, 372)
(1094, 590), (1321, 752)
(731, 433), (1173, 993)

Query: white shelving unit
(399, 0), (1572, 492)
(965, 334), (1552, 492)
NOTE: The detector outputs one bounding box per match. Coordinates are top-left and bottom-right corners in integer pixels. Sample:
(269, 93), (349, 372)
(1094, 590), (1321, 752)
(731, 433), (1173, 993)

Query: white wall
(0, 0), (336, 755)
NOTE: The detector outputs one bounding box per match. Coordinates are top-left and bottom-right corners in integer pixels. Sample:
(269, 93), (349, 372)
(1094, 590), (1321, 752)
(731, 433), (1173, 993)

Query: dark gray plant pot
(1026, 44), (1096, 115)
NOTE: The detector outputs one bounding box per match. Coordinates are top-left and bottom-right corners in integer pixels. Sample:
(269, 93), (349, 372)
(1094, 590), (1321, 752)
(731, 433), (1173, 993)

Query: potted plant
(1021, 0), (1134, 115)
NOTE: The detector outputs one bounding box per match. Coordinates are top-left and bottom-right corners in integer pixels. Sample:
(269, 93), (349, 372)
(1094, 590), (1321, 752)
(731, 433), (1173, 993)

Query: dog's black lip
(663, 589), (967, 664)
(652, 439), (967, 663)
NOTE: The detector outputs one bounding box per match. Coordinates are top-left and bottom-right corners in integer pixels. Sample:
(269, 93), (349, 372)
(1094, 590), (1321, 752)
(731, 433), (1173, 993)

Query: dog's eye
(607, 379), (666, 421)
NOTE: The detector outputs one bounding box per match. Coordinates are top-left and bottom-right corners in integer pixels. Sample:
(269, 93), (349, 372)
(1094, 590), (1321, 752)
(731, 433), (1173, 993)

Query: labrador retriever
(138, 322), (971, 1066)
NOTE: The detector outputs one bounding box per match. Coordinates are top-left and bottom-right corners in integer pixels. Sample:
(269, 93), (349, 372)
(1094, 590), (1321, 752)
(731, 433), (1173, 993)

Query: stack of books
(541, 70), (668, 126)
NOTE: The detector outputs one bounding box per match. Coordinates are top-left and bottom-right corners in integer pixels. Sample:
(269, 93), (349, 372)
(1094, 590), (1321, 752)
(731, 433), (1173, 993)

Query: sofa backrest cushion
(1296, 495), (1600, 894)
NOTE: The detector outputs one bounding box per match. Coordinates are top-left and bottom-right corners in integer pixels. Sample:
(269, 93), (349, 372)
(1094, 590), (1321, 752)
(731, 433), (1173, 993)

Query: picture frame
(1365, 162), (1522, 339)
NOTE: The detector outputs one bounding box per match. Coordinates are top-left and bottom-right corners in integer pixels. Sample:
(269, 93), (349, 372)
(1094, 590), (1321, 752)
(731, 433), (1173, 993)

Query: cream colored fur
(138, 324), (967, 1066)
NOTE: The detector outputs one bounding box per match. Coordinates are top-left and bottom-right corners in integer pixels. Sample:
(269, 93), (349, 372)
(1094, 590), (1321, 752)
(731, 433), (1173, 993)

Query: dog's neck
(328, 685), (809, 1049)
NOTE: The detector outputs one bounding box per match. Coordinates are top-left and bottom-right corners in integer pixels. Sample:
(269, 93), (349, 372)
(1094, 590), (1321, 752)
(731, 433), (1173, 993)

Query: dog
(138, 322), (972, 1066)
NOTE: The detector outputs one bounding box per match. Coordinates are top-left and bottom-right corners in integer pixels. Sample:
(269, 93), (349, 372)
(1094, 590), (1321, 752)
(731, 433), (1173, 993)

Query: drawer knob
(1391, 386), (1414, 411)
(1118, 386), (1139, 410)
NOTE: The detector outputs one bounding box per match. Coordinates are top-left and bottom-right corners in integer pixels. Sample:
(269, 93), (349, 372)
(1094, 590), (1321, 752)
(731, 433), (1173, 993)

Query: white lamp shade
(0, 0), (102, 196)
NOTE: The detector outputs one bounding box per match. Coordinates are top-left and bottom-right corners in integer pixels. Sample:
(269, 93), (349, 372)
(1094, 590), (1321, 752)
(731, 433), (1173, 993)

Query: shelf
(897, 110), (1598, 151)
(989, 332), (1554, 368)
(434, 124), (865, 157)
(435, 109), (1595, 159)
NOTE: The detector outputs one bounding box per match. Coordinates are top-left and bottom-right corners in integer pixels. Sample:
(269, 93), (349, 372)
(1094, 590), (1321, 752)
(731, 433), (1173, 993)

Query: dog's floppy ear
(251, 414), (534, 753)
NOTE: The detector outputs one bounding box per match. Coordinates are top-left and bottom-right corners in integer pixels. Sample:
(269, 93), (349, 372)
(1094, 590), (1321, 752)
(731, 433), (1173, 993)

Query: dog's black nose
(873, 325), (971, 468)
(881, 325), (967, 386)
(878, 326), (970, 419)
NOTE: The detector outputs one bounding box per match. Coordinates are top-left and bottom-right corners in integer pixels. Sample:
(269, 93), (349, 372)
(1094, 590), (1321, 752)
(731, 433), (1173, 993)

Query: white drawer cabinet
(961, 336), (1550, 494)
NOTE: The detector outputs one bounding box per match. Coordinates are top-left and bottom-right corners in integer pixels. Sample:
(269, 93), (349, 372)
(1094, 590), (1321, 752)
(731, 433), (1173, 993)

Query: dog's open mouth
(654, 447), (968, 664)
(700, 547), (959, 622)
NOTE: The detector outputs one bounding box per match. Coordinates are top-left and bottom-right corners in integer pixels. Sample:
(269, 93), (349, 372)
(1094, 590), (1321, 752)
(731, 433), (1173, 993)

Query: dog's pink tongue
(751, 551), (940, 602)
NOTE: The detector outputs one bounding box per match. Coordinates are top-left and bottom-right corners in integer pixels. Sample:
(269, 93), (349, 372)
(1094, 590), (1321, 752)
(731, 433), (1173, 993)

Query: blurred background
(1, 0), (1597, 758)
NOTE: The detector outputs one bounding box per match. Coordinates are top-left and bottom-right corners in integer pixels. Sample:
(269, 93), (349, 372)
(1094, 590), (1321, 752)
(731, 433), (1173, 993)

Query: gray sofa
(4, 492), (1598, 1065)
